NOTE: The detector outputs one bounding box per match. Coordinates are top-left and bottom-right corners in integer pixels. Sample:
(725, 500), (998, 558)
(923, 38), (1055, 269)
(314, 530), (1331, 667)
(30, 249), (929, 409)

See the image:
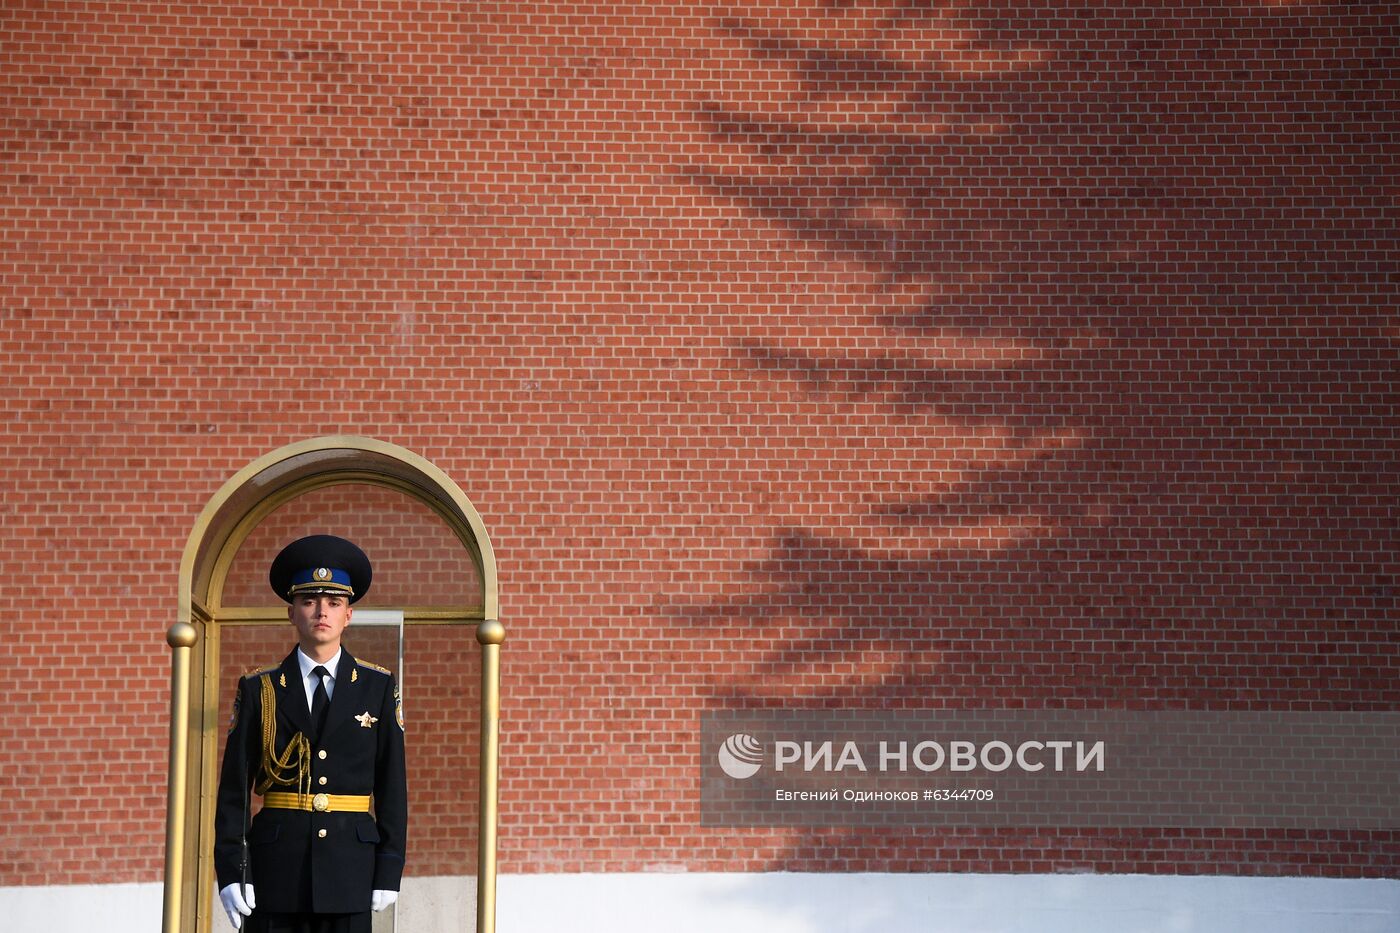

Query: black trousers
(245, 911), (372, 933)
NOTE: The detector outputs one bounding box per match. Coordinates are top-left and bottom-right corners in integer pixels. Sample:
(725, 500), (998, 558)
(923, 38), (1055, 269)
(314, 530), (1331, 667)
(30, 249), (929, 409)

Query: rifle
(239, 678), (252, 913)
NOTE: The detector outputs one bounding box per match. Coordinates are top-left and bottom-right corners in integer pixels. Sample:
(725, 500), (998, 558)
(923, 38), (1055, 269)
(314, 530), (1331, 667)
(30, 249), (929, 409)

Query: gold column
(162, 621), (199, 933)
(475, 619), (505, 933)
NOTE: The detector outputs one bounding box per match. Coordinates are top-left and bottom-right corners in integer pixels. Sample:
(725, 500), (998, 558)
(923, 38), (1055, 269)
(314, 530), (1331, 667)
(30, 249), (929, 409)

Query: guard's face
(288, 594), (353, 649)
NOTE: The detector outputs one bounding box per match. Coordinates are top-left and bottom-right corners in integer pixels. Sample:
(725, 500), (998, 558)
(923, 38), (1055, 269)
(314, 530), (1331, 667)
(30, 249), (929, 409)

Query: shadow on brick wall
(664, 0), (1400, 875)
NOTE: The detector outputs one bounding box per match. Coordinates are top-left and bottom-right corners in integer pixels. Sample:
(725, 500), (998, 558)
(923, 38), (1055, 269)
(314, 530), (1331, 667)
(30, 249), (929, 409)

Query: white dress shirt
(296, 646), (342, 712)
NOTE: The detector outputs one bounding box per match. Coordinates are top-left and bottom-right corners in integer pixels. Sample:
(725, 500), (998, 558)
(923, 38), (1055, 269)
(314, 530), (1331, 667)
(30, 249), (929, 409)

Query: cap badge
(314, 567), (332, 581)
(355, 711), (379, 728)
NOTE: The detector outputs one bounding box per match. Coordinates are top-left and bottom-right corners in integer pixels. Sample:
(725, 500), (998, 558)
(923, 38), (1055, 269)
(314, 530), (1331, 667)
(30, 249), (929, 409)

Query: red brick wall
(220, 484), (481, 607)
(2, 0), (1397, 887)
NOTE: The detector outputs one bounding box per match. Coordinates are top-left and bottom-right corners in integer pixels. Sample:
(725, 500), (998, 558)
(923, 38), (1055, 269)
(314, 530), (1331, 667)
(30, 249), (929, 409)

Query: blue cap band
(287, 566), (355, 597)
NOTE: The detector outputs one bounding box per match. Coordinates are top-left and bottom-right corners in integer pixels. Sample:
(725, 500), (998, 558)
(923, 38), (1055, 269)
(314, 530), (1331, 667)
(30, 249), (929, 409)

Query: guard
(214, 535), (407, 932)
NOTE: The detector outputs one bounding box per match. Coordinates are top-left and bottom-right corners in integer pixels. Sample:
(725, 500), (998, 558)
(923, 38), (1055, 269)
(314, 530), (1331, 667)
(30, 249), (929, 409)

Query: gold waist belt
(263, 792), (371, 813)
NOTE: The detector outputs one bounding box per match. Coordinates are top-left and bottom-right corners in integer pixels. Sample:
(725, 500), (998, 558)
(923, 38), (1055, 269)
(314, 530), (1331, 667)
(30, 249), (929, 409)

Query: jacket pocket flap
(356, 821), (381, 844)
(247, 821), (280, 845)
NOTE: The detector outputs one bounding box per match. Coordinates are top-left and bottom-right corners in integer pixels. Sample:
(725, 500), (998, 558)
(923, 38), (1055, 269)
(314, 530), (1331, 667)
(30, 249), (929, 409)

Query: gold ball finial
(167, 621), (199, 649)
(476, 619), (506, 646)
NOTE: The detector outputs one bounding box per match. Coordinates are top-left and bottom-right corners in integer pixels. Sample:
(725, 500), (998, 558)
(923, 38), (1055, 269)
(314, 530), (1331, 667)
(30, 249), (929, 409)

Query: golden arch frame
(161, 436), (503, 933)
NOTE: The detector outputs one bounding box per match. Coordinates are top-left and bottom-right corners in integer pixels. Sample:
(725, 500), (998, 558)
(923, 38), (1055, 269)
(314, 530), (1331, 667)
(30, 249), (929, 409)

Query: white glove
(219, 883), (255, 929)
(371, 889), (399, 912)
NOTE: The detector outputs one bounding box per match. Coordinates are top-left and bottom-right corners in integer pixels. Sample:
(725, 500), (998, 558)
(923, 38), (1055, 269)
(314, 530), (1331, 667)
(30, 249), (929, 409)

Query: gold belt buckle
(312, 793), (330, 812)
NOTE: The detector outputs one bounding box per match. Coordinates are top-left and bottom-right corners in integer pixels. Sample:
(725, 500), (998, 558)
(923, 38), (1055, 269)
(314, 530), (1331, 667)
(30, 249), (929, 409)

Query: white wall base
(394, 875), (477, 932)
(3, 872), (1396, 933)
(499, 873), (1400, 933)
(3, 880), (165, 930)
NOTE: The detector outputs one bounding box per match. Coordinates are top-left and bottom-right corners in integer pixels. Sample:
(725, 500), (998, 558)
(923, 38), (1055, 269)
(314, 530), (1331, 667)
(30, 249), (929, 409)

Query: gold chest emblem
(354, 711), (379, 728)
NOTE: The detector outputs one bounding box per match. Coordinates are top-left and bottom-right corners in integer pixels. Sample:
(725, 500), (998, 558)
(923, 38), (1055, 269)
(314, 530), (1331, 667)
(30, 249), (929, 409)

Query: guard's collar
(296, 646), (344, 681)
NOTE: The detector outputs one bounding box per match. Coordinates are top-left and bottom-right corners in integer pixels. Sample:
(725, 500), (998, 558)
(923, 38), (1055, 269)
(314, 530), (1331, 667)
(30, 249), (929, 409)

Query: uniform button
(318, 829), (327, 838)
(318, 776), (328, 786)
(318, 750), (327, 760)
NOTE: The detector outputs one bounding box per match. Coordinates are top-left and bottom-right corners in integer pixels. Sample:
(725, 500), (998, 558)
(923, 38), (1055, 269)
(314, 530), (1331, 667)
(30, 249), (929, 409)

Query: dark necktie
(310, 666), (330, 740)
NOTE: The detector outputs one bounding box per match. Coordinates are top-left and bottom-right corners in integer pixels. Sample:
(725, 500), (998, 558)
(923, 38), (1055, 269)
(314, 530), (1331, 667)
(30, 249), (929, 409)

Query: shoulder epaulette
(242, 664), (279, 680)
(356, 659), (392, 676)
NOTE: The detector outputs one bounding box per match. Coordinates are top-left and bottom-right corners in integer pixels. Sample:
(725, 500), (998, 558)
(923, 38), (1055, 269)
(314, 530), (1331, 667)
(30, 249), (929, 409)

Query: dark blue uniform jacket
(214, 649), (407, 914)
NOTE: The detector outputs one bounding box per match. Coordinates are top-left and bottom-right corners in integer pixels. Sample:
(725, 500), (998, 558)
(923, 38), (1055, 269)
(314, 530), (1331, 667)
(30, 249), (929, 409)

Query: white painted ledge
(498, 873), (1400, 933)
(2, 880), (164, 931)
(3, 872), (1397, 933)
